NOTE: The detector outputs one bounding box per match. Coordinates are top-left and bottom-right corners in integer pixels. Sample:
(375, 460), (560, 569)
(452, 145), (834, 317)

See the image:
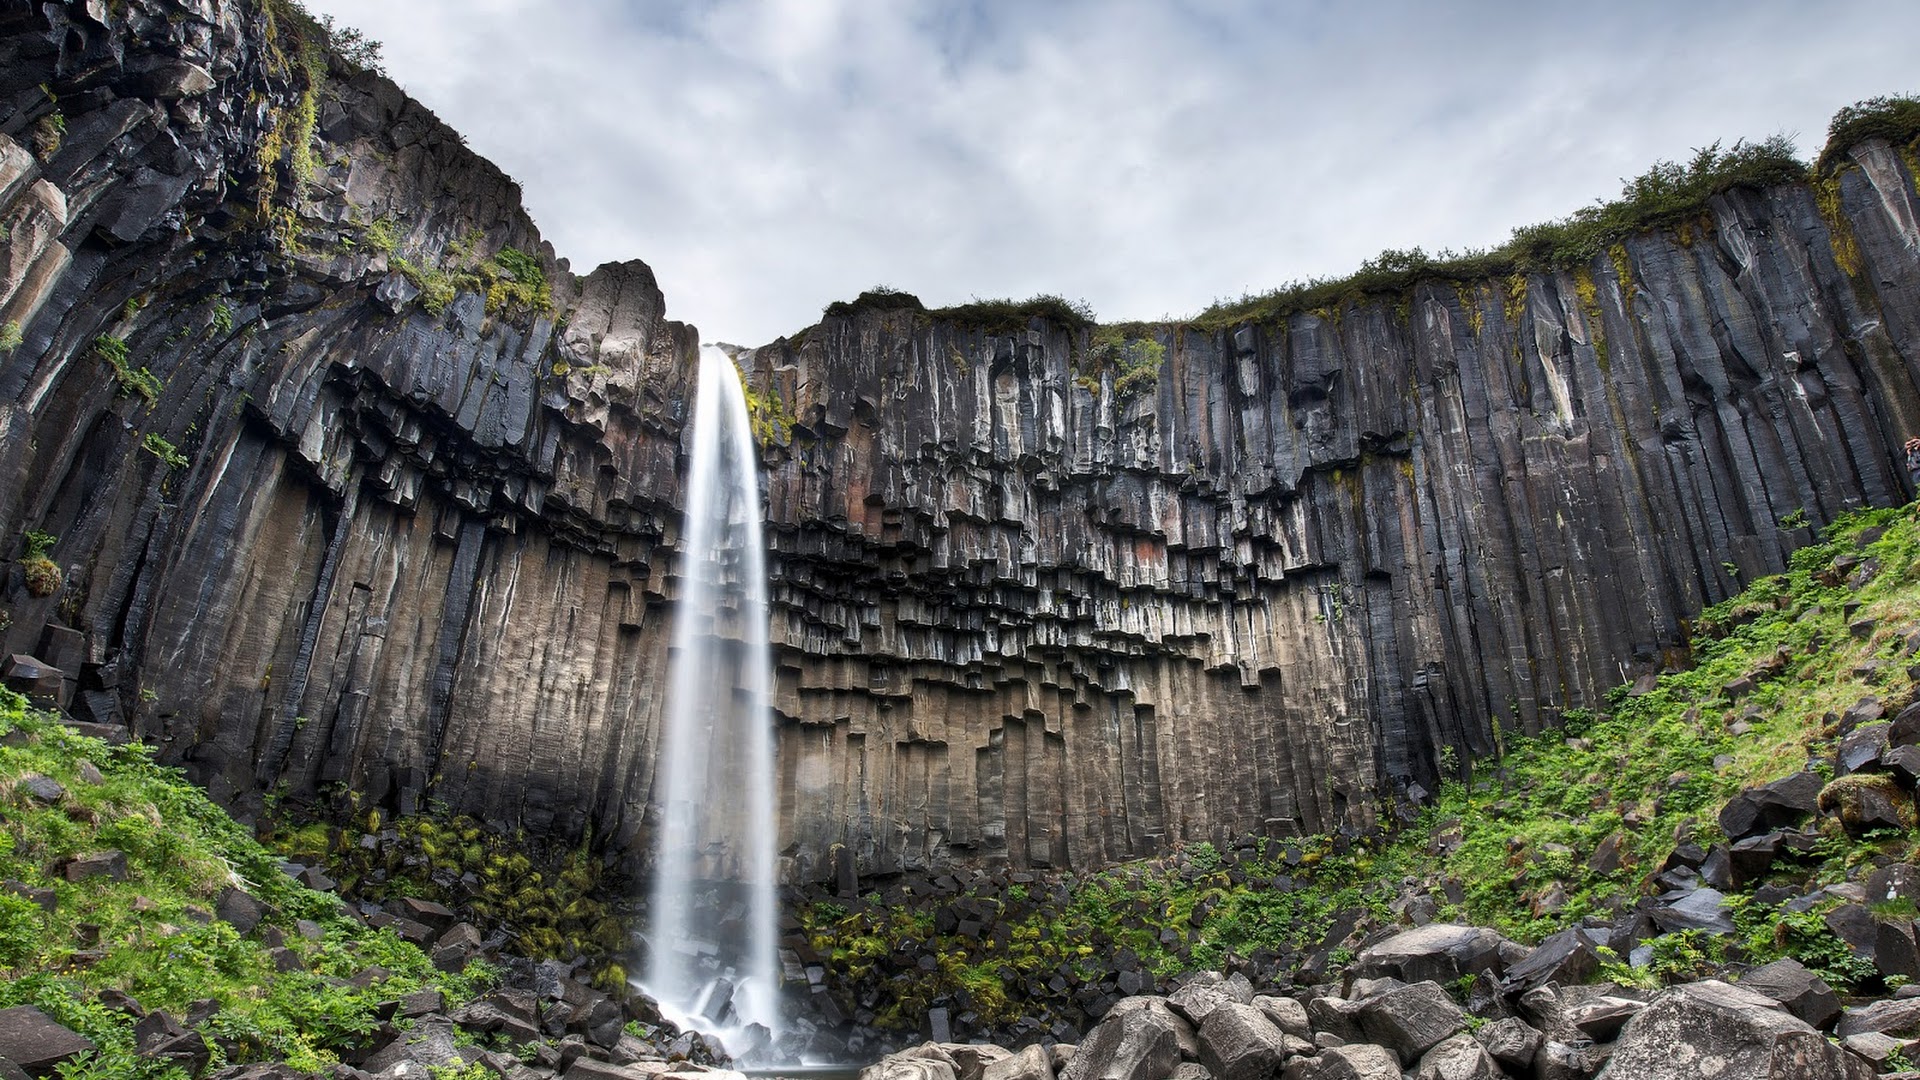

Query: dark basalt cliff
(4, 0), (1920, 881)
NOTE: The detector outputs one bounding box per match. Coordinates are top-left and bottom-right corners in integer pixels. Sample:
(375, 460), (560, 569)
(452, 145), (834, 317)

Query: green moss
(141, 433), (188, 469)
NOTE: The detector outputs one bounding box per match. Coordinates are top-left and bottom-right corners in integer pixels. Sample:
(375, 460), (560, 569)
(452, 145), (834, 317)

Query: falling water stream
(645, 346), (780, 1057)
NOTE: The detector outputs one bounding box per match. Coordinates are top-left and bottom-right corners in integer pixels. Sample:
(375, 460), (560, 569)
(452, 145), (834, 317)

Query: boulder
(1354, 981), (1468, 1066)
(215, 888), (268, 934)
(1059, 999), (1183, 1080)
(936, 1044), (1013, 1080)
(1196, 1002), (1288, 1080)
(1735, 959), (1841, 1029)
(1501, 928), (1597, 993)
(1719, 773), (1823, 840)
(1279, 1044), (1400, 1080)
(1100, 997), (1199, 1061)
(1474, 1016), (1542, 1071)
(1412, 1033), (1501, 1080)
(1349, 924), (1508, 985)
(981, 1045), (1054, 1080)
(1169, 978), (1236, 1026)
(62, 852), (127, 883)
(1837, 996), (1920, 1039)
(1598, 980), (1870, 1079)
(1253, 995), (1311, 1040)
(1648, 886), (1735, 934)
(0, 1007), (95, 1077)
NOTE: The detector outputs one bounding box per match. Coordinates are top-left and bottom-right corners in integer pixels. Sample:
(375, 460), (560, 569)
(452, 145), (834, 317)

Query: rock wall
(4, 0), (1920, 880)
(747, 151), (1920, 874)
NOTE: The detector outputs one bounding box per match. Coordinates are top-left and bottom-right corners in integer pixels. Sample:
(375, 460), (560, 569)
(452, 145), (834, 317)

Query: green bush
(1819, 94), (1920, 173)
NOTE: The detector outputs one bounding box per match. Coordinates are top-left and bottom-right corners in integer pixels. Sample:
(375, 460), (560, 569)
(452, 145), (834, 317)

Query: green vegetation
(1194, 137), (1802, 331)
(1, 321), (24, 353)
(0, 688), (496, 1077)
(31, 111), (64, 158)
(362, 215), (400, 255)
(94, 335), (162, 406)
(392, 232), (553, 320)
(822, 286), (927, 320)
(820, 288), (1095, 336)
(18, 530), (60, 597)
(1081, 326), (1166, 402)
(209, 302), (234, 337)
(808, 505), (1920, 1028)
(142, 433), (188, 470)
(271, 809), (628, 991)
(1818, 93), (1920, 173)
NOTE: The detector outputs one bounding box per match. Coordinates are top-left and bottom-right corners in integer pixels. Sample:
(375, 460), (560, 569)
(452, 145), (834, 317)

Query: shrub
(1819, 94), (1920, 173)
(19, 531), (59, 597)
(0, 322), (22, 353)
(823, 286), (928, 320)
(142, 433), (188, 469)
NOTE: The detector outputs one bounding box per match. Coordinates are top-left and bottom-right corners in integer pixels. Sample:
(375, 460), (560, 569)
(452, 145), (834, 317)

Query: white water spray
(645, 346), (780, 1054)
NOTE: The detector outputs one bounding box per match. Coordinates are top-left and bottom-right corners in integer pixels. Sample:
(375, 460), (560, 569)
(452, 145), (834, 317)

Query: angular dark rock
(1735, 958), (1841, 1030)
(215, 888), (268, 935)
(1837, 996), (1920, 1039)
(0, 1008), (95, 1078)
(1474, 1016), (1542, 1071)
(61, 852), (127, 883)
(1501, 928), (1598, 994)
(1648, 886), (1735, 934)
(1355, 981), (1469, 1066)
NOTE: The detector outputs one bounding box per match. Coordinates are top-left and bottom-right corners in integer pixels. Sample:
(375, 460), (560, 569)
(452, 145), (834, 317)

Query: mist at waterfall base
(641, 347), (784, 1062)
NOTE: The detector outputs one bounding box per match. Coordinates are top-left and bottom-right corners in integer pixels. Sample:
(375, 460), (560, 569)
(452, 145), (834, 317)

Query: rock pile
(858, 933), (1907, 1080)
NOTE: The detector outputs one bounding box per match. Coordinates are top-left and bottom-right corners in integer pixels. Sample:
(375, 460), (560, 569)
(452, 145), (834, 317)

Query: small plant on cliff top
(1819, 94), (1920, 173)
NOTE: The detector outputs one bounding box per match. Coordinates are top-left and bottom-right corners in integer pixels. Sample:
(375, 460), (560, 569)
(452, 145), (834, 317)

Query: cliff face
(746, 150), (1920, 875)
(3, 1), (1920, 881)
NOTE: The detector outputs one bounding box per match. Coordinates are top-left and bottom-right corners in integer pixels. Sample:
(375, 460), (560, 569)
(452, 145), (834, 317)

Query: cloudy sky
(304, 0), (1918, 347)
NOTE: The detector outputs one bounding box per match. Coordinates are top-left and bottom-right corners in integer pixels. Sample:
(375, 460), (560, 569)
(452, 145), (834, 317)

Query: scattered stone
(1411, 1033), (1501, 1080)
(1349, 924), (1508, 985)
(17, 776), (63, 804)
(1736, 958), (1841, 1029)
(1355, 981), (1468, 1067)
(0, 1006), (96, 1077)
(61, 851), (127, 882)
(1279, 1043), (1399, 1080)
(1600, 980), (1870, 1079)
(1474, 1017), (1542, 1071)
(1195, 1003), (1287, 1080)
(1500, 928), (1597, 993)
(215, 888), (268, 934)
(1059, 1001), (1182, 1080)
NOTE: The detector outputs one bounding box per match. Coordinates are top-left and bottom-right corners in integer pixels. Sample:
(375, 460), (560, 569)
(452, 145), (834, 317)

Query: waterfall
(644, 346), (780, 1055)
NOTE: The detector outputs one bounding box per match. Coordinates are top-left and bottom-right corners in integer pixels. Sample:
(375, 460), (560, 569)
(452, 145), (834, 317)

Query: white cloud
(304, 0), (1920, 345)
